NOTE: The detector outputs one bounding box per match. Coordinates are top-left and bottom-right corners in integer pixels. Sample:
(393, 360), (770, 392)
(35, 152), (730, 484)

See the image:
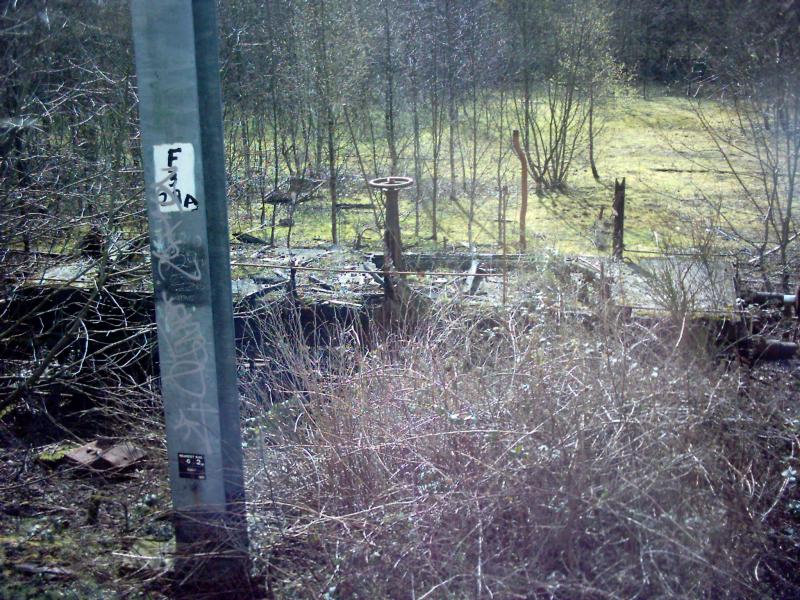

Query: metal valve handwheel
(368, 176), (414, 190)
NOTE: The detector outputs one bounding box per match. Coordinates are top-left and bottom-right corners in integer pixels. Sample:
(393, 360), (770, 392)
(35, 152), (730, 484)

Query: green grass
(229, 89), (756, 256)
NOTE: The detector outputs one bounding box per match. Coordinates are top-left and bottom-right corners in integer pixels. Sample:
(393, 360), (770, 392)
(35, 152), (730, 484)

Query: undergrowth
(242, 304), (800, 599)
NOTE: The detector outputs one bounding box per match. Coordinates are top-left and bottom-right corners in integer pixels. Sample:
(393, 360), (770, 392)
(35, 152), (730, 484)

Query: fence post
(612, 177), (626, 260)
(512, 130), (528, 252)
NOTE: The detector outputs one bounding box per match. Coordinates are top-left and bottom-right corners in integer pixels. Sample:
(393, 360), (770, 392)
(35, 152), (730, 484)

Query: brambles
(246, 305), (800, 598)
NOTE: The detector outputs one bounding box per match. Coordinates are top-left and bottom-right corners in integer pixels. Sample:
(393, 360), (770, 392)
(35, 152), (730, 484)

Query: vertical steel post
(384, 187), (404, 273)
(368, 176), (413, 275)
(130, 1), (250, 596)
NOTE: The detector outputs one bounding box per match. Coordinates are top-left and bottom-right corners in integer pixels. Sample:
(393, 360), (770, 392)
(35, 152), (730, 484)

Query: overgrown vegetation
(3, 0), (800, 598)
(241, 301), (800, 598)
(4, 294), (798, 598)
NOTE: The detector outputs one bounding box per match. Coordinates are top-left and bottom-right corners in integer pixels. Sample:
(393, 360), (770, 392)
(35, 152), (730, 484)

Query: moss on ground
(230, 89), (755, 257)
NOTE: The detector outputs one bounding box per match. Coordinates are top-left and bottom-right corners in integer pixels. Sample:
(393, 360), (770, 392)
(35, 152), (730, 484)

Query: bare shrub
(244, 305), (799, 598)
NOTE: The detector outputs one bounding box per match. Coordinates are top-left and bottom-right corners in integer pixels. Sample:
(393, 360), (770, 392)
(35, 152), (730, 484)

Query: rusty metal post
(511, 130), (528, 253)
(368, 176), (412, 322)
(369, 176), (412, 279)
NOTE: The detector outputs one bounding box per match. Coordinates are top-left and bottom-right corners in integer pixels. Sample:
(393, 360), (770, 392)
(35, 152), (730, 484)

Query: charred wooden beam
(234, 231), (267, 244)
(612, 178), (626, 260)
(749, 336), (798, 361)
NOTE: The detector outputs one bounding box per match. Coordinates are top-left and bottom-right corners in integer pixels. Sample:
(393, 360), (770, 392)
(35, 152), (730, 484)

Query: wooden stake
(511, 130), (528, 252)
(612, 177), (626, 260)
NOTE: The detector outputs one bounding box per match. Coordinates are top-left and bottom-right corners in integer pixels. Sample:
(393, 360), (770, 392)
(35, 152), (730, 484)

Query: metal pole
(130, 2), (251, 596)
(384, 187), (405, 273)
(368, 177), (412, 324)
(368, 176), (412, 275)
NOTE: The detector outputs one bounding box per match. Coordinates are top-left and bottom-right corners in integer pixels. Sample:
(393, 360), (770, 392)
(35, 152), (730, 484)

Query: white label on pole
(153, 143), (199, 212)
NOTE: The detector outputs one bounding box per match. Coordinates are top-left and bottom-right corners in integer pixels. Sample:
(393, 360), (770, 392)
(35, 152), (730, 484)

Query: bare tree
(694, 93), (800, 292)
(688, 0), (800, 291)
(1, 0), (152, 415)
(506, 0), (615, 192)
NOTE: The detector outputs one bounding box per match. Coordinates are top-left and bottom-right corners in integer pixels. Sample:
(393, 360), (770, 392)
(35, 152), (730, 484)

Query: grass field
(232, 88), (755, 257)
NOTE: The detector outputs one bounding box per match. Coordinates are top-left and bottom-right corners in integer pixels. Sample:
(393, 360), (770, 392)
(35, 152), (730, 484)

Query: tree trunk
(328, 112), (337, 245)
(412, 82), (422, 239)
(446, 0), (457, 208)
(384, 6), (398, 175)
(430, 87), (441, 242)
(589, 85), (600, 180)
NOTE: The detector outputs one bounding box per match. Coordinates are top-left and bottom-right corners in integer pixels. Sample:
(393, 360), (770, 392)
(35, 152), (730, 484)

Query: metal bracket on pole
(130, 1), (252, 596)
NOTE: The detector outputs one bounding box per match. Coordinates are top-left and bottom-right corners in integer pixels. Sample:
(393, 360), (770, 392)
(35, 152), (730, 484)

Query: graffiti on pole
(149, 143), (217, 464)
